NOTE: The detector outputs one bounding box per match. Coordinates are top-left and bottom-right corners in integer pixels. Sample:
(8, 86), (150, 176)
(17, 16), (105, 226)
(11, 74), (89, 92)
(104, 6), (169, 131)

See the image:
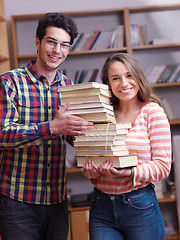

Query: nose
(52, 43), (62, 53)
(121, 76), (128, 86)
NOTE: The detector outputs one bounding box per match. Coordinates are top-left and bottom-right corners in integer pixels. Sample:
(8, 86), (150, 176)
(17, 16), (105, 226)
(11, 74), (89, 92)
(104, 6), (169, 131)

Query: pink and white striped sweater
(92, 102), (172, 194)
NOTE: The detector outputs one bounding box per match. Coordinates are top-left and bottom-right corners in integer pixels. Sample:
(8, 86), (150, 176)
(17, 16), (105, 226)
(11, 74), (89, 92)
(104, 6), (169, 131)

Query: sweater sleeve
(133, 103), (172, 187)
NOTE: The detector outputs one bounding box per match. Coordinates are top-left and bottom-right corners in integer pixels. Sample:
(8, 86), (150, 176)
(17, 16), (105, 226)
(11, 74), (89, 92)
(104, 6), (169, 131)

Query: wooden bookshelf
(0, 0), (10, 74)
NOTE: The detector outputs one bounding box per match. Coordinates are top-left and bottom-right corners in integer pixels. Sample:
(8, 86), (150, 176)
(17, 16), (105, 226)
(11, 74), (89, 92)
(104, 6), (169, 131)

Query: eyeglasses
(43, 37), (72, 53)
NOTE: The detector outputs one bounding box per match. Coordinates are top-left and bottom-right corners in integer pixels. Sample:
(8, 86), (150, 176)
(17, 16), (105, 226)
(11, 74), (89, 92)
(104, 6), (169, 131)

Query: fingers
(82, 159), (100, 180)
(59, 102), (71, 113)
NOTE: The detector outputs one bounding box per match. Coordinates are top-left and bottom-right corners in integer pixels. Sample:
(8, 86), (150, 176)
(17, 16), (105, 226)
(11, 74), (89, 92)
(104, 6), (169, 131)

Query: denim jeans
(89, 184), (165, 240)
(0, 194), (69, 240)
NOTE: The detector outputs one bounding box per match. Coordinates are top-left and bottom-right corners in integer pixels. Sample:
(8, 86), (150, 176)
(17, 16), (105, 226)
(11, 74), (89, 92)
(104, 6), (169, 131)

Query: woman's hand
(81, 159), (100, 180)
(99, 159), (132, 178)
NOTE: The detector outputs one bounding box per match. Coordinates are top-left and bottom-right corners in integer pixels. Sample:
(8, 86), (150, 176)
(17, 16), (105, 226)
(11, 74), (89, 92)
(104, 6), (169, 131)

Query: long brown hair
(101, 53), (160, 106)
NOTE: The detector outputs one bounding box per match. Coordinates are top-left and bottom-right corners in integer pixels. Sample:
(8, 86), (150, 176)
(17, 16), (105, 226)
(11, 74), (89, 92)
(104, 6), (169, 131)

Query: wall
(3, 0), (180, 68)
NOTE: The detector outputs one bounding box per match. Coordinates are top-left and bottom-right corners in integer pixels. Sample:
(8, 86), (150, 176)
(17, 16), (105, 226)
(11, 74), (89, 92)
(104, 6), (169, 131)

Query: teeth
(49, 55), (58, 60)
(121, 89), (131, 93)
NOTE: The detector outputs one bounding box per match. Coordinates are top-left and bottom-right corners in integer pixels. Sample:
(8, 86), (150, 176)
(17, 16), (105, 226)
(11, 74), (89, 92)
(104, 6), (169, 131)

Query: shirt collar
(25, 60), (62, 84)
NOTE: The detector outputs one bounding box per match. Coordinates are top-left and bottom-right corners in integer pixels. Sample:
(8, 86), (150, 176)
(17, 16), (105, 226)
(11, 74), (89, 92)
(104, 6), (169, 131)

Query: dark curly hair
(36, 12), (78, 45)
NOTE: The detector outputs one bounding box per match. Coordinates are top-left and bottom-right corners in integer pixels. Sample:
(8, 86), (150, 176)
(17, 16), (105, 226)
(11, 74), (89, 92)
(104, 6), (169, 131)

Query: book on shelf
(130, 24), (148, 46)
(138, 25), (148, 45)
(160, 98), (174, 120)
(146, 65), (167, 85)
(76, 69), (89, 84)
(130, 24), (140, 46)
(71, 33), (84, 51)
(157, 64), (179, 83)
(168, 65), (180, 83)
(73, 32), (91, 51)
(149, 38), (177, 45)
(76, 154), (138, 168)
(81, 32), (95, 50)
(85, 29), (101, 50)
(112, 25), (124, 48)
(91, 30), (113, 50)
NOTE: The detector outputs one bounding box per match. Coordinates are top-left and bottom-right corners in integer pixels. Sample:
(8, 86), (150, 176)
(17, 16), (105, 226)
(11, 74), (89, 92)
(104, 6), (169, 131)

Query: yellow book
(76, 154), (138, 168)
(60, 94), (111, 105)
(75, 145), (127, 151)
(76, 149), (129, 156)
(74, 139), (126, 147)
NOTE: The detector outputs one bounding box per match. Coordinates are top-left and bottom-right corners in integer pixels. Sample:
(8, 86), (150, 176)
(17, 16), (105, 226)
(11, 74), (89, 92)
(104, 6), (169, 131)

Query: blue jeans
(89, 184), (165, 240)
(0, 194), (69, 240)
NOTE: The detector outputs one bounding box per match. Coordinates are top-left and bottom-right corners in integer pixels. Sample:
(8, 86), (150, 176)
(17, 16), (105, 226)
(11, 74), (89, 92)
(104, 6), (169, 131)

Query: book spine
(85, 29), (100, 50)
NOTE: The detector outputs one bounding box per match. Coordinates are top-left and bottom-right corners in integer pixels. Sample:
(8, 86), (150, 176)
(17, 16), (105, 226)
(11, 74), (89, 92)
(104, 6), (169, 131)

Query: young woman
(81, 53), (172, 240)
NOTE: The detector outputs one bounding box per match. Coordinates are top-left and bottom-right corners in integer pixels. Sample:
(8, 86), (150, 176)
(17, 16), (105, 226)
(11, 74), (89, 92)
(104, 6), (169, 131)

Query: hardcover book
(76, 154), (138, 168)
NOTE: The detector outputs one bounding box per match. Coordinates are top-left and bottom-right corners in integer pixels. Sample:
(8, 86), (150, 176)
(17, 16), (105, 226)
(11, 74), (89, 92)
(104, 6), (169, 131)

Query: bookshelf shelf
(154, 82), (180, 88)
(133, 43), (180, 51)
(66, 167), (81, 174)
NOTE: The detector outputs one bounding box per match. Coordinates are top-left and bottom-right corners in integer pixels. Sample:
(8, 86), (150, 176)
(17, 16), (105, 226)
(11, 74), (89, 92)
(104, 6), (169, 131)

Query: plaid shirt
(0, 61), (73, 205)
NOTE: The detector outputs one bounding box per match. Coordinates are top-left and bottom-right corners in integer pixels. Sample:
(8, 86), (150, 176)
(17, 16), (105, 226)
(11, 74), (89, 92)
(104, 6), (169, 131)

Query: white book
(75, 32), (91, 51)
(113, 25), (124, 48)
(58, 82), (109, 92)
(74, 139), (126, 147)
(147, 65), (167, 85)
(65, 102), (113, 111)
(168, 64), (180, 83)
(76, 154), (138, 168)
(85, 128), (128, 136)
(91, 31), (113, 50)
(65, 106), (114, 116)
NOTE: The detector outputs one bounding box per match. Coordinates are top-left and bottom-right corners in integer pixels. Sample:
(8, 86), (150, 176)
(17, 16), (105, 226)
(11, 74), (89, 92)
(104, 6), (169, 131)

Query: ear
(107, 82), (111, 90)
(36, 37), (41, 51)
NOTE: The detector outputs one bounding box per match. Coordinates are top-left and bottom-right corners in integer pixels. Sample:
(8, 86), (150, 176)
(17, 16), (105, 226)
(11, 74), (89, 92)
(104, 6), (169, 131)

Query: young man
(0, 12), (93, 240)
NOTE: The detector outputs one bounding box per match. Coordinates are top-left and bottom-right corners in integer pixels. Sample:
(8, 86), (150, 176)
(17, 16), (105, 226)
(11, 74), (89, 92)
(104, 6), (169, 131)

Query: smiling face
(35, 26), (71, 75)
(108, 61), (139, 104)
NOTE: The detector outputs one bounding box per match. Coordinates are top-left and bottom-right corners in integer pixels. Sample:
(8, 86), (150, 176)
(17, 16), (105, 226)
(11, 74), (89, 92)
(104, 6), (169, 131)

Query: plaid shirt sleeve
(0, 71), (52, 149)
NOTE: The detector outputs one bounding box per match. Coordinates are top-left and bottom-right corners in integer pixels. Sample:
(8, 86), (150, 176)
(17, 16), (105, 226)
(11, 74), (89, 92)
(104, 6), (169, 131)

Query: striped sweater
(93, 102), (172, 194)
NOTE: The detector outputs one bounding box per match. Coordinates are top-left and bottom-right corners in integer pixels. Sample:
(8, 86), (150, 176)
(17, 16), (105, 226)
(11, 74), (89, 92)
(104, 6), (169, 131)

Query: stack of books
(58, 82), (116, 123)
(58, 82), (138, 168)
(75, 122), (138, 168)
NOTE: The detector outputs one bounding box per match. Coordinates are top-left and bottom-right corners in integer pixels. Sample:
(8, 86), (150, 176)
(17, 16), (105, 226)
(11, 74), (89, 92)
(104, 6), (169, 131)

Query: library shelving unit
(0, 0), (10, 75)
(10, 4), (180, 240)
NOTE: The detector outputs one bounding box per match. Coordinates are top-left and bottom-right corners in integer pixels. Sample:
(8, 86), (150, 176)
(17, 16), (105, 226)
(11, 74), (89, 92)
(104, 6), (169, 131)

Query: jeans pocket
(127, 191), (155, 210)
(0, 194), (25, 213)
(90, 190), (102, 207)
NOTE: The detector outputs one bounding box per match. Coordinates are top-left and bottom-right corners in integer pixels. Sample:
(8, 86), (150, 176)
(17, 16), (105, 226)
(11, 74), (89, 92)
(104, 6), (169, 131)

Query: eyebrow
(45, 36), (70, 44)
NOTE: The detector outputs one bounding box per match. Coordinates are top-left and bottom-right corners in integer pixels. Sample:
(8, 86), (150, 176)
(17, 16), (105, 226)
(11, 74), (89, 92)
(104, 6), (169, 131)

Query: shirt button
(47, 163), (50, 168)
(48, 106), (51, 110)
(46, 181), (49, 185)
(48, 144), (51, 148)
(110, 196), (115, 201)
